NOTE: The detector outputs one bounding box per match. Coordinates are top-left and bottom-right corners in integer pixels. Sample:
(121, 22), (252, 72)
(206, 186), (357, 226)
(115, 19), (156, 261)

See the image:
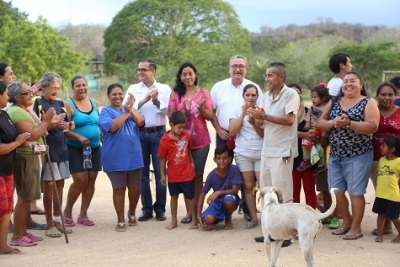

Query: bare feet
(224, 222), (233, 230)
(165, 221), (177, 230)
(391, 235), (400, 243)
(189, 223), (198, 230)
(375, 236), (383, 242)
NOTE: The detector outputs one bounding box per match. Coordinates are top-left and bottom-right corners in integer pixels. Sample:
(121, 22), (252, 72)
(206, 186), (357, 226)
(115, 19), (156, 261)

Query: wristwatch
(261, 113), (267, 121)
(346, 120), (351, 128)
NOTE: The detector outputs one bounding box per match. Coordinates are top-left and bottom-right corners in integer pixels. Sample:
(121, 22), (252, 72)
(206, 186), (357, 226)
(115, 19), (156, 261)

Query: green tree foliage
(0, 16), (88, 88)
(0, 0), (26, 28)
(330, 41), (400, 92)
(104, 0), (249, 87)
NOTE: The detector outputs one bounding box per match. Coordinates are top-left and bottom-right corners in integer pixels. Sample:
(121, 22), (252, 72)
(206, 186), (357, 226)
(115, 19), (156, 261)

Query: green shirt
(7, 105), (44, 154)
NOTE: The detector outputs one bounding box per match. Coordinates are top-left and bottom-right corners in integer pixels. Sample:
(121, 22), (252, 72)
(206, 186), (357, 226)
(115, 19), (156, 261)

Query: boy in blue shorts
(197, 145), (243, 230)
(159, 111), (198, 230)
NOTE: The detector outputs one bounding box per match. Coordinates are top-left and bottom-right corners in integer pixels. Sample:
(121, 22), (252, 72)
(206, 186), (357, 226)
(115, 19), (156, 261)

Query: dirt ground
(3, 127), (400, 267)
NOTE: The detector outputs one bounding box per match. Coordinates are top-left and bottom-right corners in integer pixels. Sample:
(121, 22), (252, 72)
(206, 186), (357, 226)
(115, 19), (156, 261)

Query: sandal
(64, 217), (75, 227)
(25, 233), (43, 242)
(127, 211), (137, 226)
(180, 216), (192, 224)
(9, 236), (37, 247)
(332, 227), (349, 235)
(77, 217), (95, 226)
(244, 221), (259, 229)
(115, 222), (126, 232)
(55, 224), (73, 234)
(45, 227), (62, 238)
(26, 222), (46, 230)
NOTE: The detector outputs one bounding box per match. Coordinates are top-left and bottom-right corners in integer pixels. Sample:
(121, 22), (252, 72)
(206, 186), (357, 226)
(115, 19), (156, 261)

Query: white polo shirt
(261, 85), (300, 158)
(327, 77), (342, 97)
(210, 78), (262, 131)
(123, 80), (171, 127)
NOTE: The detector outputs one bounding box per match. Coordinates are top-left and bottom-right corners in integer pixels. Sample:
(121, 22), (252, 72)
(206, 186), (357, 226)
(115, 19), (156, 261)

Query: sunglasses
(20, 90), (33, 96)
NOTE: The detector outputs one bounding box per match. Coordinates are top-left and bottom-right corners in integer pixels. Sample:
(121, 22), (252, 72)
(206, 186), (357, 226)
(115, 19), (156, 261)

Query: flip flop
(343, 233), (363, 240)
(180, 216), (192, 224)
(9, 236), (37, 247)
(64, 217), (75, 227)
(25, 233), (43, 242)
(244, 221), (259, 229)
(77, 217), (95, 226)
(115, 222), (126, 232)
(0, 248), (23, 255)
(30, 209), (45, 215)
(45, 227), (62, 238)
(127, 211), (137, 226)
(26, 223), (46, 230)
(332, 227), (349, 235)
(55, 224), (73, 234)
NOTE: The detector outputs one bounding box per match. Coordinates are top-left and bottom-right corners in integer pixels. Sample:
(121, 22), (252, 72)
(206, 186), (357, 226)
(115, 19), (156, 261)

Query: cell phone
(31, 144), (49, 154)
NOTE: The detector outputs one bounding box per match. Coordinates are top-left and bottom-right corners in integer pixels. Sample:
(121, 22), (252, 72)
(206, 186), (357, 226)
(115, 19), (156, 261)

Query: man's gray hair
(229, 55), (247, 67)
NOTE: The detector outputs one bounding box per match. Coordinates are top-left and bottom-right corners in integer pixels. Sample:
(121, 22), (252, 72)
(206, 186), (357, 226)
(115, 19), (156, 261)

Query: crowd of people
(0, 52), (400, 255)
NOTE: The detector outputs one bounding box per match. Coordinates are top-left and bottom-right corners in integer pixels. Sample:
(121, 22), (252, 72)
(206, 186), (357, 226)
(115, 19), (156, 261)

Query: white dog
(258, 186), (337, 267)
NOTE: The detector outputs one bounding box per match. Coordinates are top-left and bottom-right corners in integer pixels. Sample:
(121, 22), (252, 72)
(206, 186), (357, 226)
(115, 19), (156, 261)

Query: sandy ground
(3, 125), (400, 267)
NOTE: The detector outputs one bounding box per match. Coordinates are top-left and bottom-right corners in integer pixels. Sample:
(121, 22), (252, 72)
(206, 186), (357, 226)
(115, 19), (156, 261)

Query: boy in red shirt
(159, 111), (198, 230)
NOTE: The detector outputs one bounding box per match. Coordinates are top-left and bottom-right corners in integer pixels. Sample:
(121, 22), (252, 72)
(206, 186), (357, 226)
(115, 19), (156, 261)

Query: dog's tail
(317, 188), (338, 220)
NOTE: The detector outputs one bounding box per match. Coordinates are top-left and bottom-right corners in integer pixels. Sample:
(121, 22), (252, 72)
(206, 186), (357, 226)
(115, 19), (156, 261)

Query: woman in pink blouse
(370, 82), (400, 236)
(169, 62), (213, 224)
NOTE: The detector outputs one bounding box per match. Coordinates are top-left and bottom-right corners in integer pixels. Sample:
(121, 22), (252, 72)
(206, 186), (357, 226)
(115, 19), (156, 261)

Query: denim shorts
(328, 150), (373, 196)
(200, 194), (239, 224)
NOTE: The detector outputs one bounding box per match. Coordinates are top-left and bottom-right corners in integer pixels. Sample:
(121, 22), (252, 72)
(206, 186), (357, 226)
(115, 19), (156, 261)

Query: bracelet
(153, 100), (160, 106)
(346, 120), (351, 128)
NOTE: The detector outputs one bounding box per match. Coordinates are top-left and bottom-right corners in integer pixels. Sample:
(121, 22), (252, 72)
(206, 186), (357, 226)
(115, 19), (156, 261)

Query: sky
(10, 0), (400, 32)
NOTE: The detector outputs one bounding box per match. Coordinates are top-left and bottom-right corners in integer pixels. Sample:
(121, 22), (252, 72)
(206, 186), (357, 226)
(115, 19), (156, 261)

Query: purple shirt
(202, 164), (243, 194)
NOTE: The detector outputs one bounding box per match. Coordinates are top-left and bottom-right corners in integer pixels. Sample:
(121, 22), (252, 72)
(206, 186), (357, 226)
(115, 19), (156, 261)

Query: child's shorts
(200, 195), (240, 224)
(372, 197), (400, 219)
(168, 180), (194, 199)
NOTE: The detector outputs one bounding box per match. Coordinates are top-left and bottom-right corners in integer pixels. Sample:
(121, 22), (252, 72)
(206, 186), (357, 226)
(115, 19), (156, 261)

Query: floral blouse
(329, 97), (373, 158)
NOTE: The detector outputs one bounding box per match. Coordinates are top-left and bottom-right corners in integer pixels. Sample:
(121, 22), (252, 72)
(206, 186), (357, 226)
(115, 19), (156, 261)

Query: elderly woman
(32, 72), (74, 237)
(0, 81), (32, 254)
(370, 82), (400, 236)
(63, 75), (101, 227)
(100, 83), (144, 232)
(228, 83), (263, 228)
(7, 81), (55, 247)
(317, 71), (380, 240)
(168, 62), (213, 224)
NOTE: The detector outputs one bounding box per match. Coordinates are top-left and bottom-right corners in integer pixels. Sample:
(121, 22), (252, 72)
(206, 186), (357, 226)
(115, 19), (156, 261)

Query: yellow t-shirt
(376, 157), (400, 202)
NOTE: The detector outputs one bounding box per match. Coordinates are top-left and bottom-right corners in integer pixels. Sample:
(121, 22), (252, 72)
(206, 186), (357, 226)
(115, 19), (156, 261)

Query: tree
(0, 16), (88, 87)
(0, 0), (27, 28)
(58, 23), (106, 59)
(104, 0), (250, 86)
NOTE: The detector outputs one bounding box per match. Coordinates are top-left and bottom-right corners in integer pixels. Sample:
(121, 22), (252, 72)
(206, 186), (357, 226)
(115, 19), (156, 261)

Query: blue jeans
(139, 129), (166, 214)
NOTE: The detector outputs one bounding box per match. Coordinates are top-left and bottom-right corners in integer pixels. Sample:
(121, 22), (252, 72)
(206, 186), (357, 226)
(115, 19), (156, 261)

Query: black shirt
(0, 111), (18, 175)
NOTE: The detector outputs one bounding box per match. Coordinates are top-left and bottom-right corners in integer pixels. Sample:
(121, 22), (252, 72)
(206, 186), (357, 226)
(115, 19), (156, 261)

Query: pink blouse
(373, 107), (400, 161)
(169, 89), (212, 149)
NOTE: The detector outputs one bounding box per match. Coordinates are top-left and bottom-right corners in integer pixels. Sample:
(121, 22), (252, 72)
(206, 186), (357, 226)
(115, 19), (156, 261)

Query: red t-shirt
(373, 107), (400, 161)
(158, 130), (195, 183)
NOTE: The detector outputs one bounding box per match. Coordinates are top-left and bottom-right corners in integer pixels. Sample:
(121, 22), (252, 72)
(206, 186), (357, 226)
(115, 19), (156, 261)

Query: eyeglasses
(20, 90), (33, 96)
(136, 68), (152, 72)
(230, 65), (246, 70)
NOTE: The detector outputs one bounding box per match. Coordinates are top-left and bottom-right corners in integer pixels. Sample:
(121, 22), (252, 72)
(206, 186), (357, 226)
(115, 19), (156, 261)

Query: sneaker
(296, 161), (312, 171)
(321, 217), (332, 225)
(329, 217), (340, 229)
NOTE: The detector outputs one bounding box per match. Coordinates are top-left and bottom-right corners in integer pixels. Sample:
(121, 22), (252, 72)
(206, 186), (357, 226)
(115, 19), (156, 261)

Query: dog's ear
(272, 188), (283, 204)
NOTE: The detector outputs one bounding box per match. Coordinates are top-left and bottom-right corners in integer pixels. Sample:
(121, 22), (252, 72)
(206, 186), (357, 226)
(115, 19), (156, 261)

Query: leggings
(292, 169), (317, 209)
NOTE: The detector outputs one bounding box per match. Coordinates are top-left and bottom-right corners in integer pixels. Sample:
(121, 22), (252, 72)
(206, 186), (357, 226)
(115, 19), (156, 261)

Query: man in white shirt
(210, 55), (262, 221)
(123, 59), (171, 222)
(248, 62), (300, 247)
(327, 52), (353, 97)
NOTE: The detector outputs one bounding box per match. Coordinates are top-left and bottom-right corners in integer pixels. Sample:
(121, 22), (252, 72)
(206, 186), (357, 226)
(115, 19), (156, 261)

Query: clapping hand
(125, 93), (135, 112)
(196, 96), (205, 109)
